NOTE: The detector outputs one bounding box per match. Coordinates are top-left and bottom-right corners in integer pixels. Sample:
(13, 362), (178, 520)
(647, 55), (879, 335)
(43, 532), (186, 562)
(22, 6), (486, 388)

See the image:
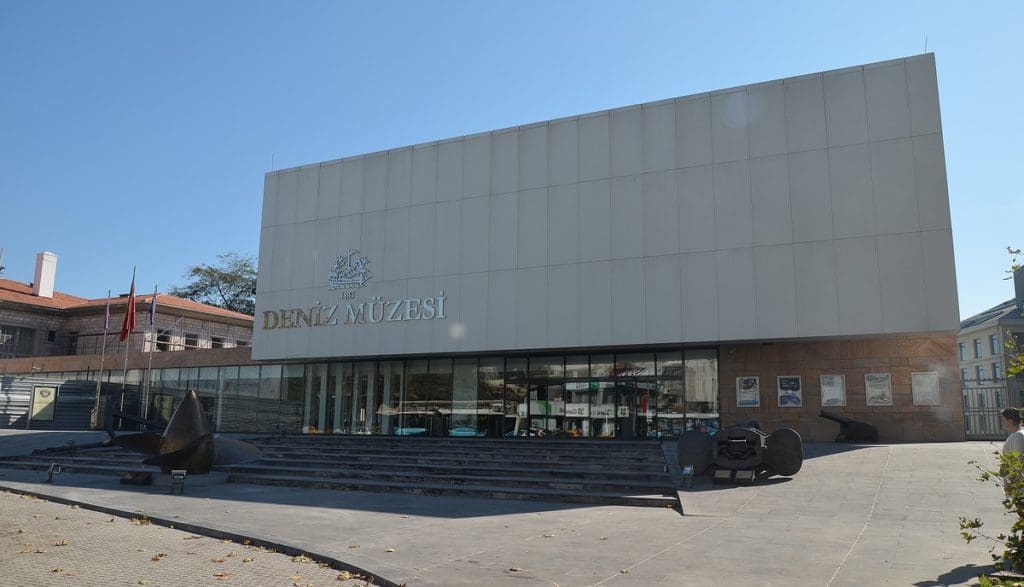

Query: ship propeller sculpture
(104, 390), (260, 474)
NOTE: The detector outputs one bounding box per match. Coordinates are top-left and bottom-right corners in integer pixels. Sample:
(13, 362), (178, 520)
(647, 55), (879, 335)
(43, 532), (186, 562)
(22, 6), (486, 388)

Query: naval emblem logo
(328, 249), (371, 289)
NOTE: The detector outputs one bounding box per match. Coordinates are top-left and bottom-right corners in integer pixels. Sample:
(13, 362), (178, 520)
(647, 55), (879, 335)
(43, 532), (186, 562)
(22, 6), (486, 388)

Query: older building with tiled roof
(0, 252), (252, 359)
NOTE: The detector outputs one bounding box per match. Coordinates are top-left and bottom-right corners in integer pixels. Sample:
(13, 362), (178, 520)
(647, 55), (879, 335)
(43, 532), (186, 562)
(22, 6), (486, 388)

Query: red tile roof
(0, 278), (88, 310)
(0, 278), (253, 322)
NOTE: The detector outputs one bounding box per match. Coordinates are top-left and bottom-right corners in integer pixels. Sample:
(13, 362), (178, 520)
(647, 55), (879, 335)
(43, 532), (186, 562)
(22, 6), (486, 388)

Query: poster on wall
(820, 374), (846, 407)
(777, 376), (803, 408)
(736, 376), (760, 408)
(865, 373), (893, 406)
(31, 385), (58, 422)
(911, 371), (941, 406)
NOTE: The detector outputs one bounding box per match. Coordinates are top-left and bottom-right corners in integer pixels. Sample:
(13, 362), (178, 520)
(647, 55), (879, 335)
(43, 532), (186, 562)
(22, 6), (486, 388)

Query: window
(975, 365), (985, 383)
(184, 332), (198, 349)
(996, 391), (1004, 408)
(211, 337), (225, 349)
(991, 334), (1000, 356)
(0, 325), (35, 358)
(46, 330), (57, 343)
(65, 332), (78, 355)
(157, 331), (171, 352)
(959, 342), (967, 362)
(994, 362), (1003, 381)
(236, 340), (251, 348)
(974, 338), (982, 359)
(961, 368), (969, 383)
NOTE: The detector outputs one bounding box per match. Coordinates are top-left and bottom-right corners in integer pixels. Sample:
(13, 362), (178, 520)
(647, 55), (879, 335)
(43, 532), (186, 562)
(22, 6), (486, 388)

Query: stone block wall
(718, 333), (963, 442)
(0, 308), (65, 357)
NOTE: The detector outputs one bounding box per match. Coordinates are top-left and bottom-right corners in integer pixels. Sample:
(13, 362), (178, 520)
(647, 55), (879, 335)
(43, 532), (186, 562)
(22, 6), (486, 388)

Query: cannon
(819, 411), (879, 443)
(677, 424), (803, 485)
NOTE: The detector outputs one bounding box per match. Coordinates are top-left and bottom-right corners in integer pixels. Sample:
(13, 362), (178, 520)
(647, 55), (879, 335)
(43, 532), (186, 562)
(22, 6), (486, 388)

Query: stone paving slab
(0, 440), (1012, 586)
(0, 490), (372, 586)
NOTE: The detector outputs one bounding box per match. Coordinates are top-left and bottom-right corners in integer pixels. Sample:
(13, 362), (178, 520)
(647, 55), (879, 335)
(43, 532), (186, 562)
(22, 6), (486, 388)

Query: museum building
(0, 54), (962, 442)
(252, 53), (962, 442)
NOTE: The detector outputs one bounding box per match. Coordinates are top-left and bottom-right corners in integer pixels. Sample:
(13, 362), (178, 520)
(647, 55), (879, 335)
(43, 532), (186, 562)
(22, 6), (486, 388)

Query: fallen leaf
(542, 533), (556, 538)
(34, 549), (48, 554)
(599, 537), (608, 540)
(186, 550), (197, 555)
(226, 551), (237, 558)
(509, 566), (522, 572)
(151, 553), (167, 562)
(50, 568), (63, 573)
(184, 535), (202, 540)
(400, 515), (409, 518)
(385, 548), (395, 553)
(620, 569), (630, 574)
(70, 505), (80, 509)
(292, 554), (313, 563)
(290, 576), (302, 581)
(211, 557), (226, 563)
(347, 544), (359, 549)
(17, 529), (24, 534)
(242, 557), (254, 563)
(107, 518), (115, 523)
(214, 571), (232, 580)
(33, 514), (43, 518)
(337, 571), (352, 581)
(138, 580), (149, 585)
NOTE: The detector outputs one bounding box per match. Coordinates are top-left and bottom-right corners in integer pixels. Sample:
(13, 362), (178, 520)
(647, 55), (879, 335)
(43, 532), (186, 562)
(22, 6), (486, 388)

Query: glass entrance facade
(43, 348), (719, 438)
(299, 349), (719, 438)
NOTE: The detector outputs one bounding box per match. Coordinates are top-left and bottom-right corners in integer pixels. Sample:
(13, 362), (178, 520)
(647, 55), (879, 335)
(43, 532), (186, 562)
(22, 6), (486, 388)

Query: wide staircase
(226, 436), (677, 508)
(0, 436), (679, 508)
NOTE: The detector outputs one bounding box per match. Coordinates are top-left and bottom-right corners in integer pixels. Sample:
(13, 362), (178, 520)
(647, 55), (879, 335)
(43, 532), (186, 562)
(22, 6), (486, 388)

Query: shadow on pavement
(914, 563), (995, 586)
(0, 464), (630, 520)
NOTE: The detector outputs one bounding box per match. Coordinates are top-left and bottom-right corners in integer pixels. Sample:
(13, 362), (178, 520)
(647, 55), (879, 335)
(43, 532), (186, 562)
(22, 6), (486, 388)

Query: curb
(0, 482), (401, 587)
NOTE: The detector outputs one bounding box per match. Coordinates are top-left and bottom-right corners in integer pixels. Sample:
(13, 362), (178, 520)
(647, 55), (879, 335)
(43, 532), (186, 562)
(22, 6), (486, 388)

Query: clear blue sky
(0, 1), (1019, 319)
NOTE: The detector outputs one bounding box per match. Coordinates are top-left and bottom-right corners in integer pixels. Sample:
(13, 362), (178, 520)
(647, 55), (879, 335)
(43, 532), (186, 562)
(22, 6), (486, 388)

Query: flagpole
(144, 285), (158, 424)
(91, 289), (111, 429)
(119, 266), (136, 427)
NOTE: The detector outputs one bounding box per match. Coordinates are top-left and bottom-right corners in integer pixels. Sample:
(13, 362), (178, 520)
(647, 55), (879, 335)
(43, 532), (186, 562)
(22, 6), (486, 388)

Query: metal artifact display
(710, 424), (803, 484)
(105, 390), (261, 474)
(819, 411), (880, 443)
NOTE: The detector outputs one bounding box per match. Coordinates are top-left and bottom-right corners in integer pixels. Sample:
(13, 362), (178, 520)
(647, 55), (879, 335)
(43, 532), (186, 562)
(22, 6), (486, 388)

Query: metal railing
(964, 386), (1016, 440)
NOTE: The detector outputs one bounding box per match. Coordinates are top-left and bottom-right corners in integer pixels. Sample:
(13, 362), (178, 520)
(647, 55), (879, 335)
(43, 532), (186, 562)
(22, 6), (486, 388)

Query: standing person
(1001, 408), (1024, 500)
(1003, 408), (1024, 455)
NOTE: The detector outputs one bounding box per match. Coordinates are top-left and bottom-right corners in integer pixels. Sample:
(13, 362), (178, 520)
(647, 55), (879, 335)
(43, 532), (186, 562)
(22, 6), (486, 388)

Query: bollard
(170, 470), (187, 495)
(45, 463), (63, 483)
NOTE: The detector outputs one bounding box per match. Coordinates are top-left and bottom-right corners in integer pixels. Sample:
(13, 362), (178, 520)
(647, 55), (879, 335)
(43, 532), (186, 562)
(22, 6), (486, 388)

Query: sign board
(31, 385), (58, 422)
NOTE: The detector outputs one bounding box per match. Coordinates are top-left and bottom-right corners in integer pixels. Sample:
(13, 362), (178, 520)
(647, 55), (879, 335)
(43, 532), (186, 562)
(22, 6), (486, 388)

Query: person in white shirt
(1003, 408), (1024, 455)
(1001, 408), (1024, 498)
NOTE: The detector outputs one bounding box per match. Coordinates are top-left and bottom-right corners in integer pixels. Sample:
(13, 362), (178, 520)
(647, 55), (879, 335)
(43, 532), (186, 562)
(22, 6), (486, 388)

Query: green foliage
(960, 451), (1024, 576)
(168, 253), (256, 315)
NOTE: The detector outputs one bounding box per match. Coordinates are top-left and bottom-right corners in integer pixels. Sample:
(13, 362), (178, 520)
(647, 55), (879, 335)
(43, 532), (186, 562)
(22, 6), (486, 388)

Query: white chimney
(33, 251), (57, 298)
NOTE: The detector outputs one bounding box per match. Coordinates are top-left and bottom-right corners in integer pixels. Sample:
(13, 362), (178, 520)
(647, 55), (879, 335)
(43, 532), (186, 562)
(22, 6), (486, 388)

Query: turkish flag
(119, 275), (136, 342)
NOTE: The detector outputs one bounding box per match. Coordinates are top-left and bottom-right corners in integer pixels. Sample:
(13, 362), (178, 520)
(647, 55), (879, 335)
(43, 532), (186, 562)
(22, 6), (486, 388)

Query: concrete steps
(225, 436), (678, 508)
(228, 472), (678, 508)
(240, 456), (670, 481)
(0, 436), (679, 509)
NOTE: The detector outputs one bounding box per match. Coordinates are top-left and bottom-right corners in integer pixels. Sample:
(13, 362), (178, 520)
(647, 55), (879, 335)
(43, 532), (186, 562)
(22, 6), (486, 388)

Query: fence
(963, 386), (1017, 440)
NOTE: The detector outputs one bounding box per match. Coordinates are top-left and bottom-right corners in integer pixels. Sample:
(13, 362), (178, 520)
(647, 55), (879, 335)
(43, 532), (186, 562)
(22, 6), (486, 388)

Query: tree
(169, 253), (256, 315)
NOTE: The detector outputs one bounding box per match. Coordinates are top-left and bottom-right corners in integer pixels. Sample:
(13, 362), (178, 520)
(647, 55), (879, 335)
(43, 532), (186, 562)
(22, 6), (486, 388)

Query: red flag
(119, 274), (136, 342)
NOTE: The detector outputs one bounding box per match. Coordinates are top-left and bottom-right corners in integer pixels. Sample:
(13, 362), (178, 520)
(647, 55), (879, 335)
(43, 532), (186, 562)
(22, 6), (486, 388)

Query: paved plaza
(0, 437), (1012, 586)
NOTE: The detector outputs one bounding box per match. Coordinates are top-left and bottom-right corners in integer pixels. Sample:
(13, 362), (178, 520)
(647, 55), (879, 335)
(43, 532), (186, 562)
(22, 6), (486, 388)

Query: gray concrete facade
(254, 54), (957, 361)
